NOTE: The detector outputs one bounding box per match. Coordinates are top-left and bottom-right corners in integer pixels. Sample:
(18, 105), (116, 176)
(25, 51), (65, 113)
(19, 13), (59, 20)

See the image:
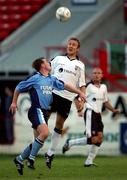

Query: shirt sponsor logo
(58, 68), (76, 76)
(92, 97), (105, 101)
(41, 86), (52, 95)
(59, 68), (63, 72)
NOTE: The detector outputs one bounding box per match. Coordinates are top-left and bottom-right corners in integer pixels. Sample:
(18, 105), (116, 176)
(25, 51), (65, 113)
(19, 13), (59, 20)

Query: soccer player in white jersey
(9, 57), (85, 175)
(45, 37), (86, 169)
(62, 67), (120, 167)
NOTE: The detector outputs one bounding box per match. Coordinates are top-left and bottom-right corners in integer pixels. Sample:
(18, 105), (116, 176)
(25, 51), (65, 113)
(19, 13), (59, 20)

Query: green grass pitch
(0, 155), (127, 180)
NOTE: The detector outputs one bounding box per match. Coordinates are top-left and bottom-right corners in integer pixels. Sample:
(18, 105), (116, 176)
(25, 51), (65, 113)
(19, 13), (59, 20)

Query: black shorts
(84, 109), (104, 137)
(50, 93), (72, 119)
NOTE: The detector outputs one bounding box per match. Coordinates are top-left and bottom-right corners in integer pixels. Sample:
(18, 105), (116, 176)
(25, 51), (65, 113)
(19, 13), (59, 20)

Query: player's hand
(113, 109), (121, 113)
(74, 97), (85, 116)
(9, 102), (18, 114)
(75, 97), (84, 110)
(78, 92), (86, 103)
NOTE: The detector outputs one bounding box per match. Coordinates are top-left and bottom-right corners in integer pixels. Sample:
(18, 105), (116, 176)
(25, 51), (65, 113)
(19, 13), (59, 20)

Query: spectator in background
(4, 86), (14, 144)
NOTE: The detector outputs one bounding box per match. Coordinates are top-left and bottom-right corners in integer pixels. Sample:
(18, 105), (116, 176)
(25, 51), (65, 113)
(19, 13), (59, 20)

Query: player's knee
(40, 129), (49, 140)
(98, 133), (103, 144)
(91, 136), (98, 144)
(98, 137), (103, 144)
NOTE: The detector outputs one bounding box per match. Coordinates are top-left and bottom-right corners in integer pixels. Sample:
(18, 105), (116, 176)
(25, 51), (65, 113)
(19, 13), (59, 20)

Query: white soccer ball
(56, 7), (71, 22)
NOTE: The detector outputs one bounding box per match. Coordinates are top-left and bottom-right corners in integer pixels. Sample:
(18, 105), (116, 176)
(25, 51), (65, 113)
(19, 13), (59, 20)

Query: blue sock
(17, 143), (32, 163)
(29, 138), (43, 161)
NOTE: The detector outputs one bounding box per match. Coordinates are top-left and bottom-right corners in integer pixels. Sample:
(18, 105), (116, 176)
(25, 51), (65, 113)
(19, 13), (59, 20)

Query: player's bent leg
(62, 139), (70, 154)
(62, 136), (88, 154)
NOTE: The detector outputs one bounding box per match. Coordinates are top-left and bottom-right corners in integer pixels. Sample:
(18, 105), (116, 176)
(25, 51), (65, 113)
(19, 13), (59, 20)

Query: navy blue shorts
(28, 107), (49, 129)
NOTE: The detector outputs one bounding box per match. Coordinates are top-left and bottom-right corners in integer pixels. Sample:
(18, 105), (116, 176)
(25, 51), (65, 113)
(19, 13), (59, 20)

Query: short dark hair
(32, 57), (45, 71)
(69, 37), (80, 48)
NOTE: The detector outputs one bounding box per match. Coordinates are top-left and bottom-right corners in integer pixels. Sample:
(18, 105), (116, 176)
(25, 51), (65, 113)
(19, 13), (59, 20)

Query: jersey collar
(66, 54), (79, 61)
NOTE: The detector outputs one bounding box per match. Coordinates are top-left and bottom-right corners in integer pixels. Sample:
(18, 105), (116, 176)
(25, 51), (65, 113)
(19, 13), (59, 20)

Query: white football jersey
(85, 82), (108, 113)
(51, 55), (86, 101)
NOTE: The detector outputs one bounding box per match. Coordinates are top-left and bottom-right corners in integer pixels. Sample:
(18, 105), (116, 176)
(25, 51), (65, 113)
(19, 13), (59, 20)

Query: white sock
(47, 130), (61, 156)
(69, 137), (87, 148)
(85, 145), (100, 165)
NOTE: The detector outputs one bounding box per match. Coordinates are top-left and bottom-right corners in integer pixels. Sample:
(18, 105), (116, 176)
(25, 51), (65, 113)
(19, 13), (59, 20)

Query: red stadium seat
(0, 0), (7, 5)
(0, 31), (10, 41)
(20, 5), (32, 13)
(18, 0), (32, 4)
(0, 0), (51, 41)
(0, 23), (10, 30)
(20, 13), (31, 21)
(0, 14), (9, 22)
(0, 22), (20, 32)
(10, 22), (20, 30)
(8, 5), (21, 13)
(9, 13), (31, 22)
(0, 13), (31, 23)
(7, 0), (19, 5)
(30, 5), (41, 13)
(31, 0), (46, 5)
(0, 6), (8, 13)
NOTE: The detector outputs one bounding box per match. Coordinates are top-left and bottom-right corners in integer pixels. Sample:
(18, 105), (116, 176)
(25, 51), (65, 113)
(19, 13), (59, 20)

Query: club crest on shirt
(59, 68), (63, 72)
(75, 65), (79, 70)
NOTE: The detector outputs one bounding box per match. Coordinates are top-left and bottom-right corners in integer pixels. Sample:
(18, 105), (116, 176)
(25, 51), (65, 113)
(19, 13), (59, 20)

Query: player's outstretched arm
(64, 83), (86, 102)
(9, 89), (20, 114)
(104, 101), (121, 113)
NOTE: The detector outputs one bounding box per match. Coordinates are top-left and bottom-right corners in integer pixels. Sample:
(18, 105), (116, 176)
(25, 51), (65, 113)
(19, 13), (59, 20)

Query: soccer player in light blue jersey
(9, 57), (85, 175)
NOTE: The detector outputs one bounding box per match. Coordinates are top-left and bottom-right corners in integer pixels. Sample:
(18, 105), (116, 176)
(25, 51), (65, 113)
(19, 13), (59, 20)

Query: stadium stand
(0, 0), (125, 92)
(0, 0), (51, 41)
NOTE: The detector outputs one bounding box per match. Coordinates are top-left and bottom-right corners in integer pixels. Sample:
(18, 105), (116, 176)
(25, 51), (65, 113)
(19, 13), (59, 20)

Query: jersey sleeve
(16, 75), (36, 92)
(103, 85), (108, 102)
(79, 63), (86, 87)
(52, 76), (64, 91)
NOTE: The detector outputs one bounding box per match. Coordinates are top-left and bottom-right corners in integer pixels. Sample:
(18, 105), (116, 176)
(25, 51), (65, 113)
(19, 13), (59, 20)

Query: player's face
(92, 68), (103, 82)
(41, 59), (51, 72)
(66, 40), (79, 56)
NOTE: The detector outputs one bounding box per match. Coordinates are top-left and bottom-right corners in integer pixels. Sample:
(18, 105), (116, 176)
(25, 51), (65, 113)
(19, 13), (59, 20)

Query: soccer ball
(56, 7), (71, 22)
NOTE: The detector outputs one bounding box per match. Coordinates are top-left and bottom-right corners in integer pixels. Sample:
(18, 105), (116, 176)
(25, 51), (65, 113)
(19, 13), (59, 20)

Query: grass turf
(0, 155), (127, 180)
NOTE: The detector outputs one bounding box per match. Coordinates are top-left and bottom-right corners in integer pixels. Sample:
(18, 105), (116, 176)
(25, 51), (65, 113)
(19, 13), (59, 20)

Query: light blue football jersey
(16, 72), (64, 110)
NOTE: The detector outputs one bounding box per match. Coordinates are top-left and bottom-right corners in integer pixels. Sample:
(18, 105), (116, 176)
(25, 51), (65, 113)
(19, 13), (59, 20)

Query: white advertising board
(0, 92), (127, 155)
